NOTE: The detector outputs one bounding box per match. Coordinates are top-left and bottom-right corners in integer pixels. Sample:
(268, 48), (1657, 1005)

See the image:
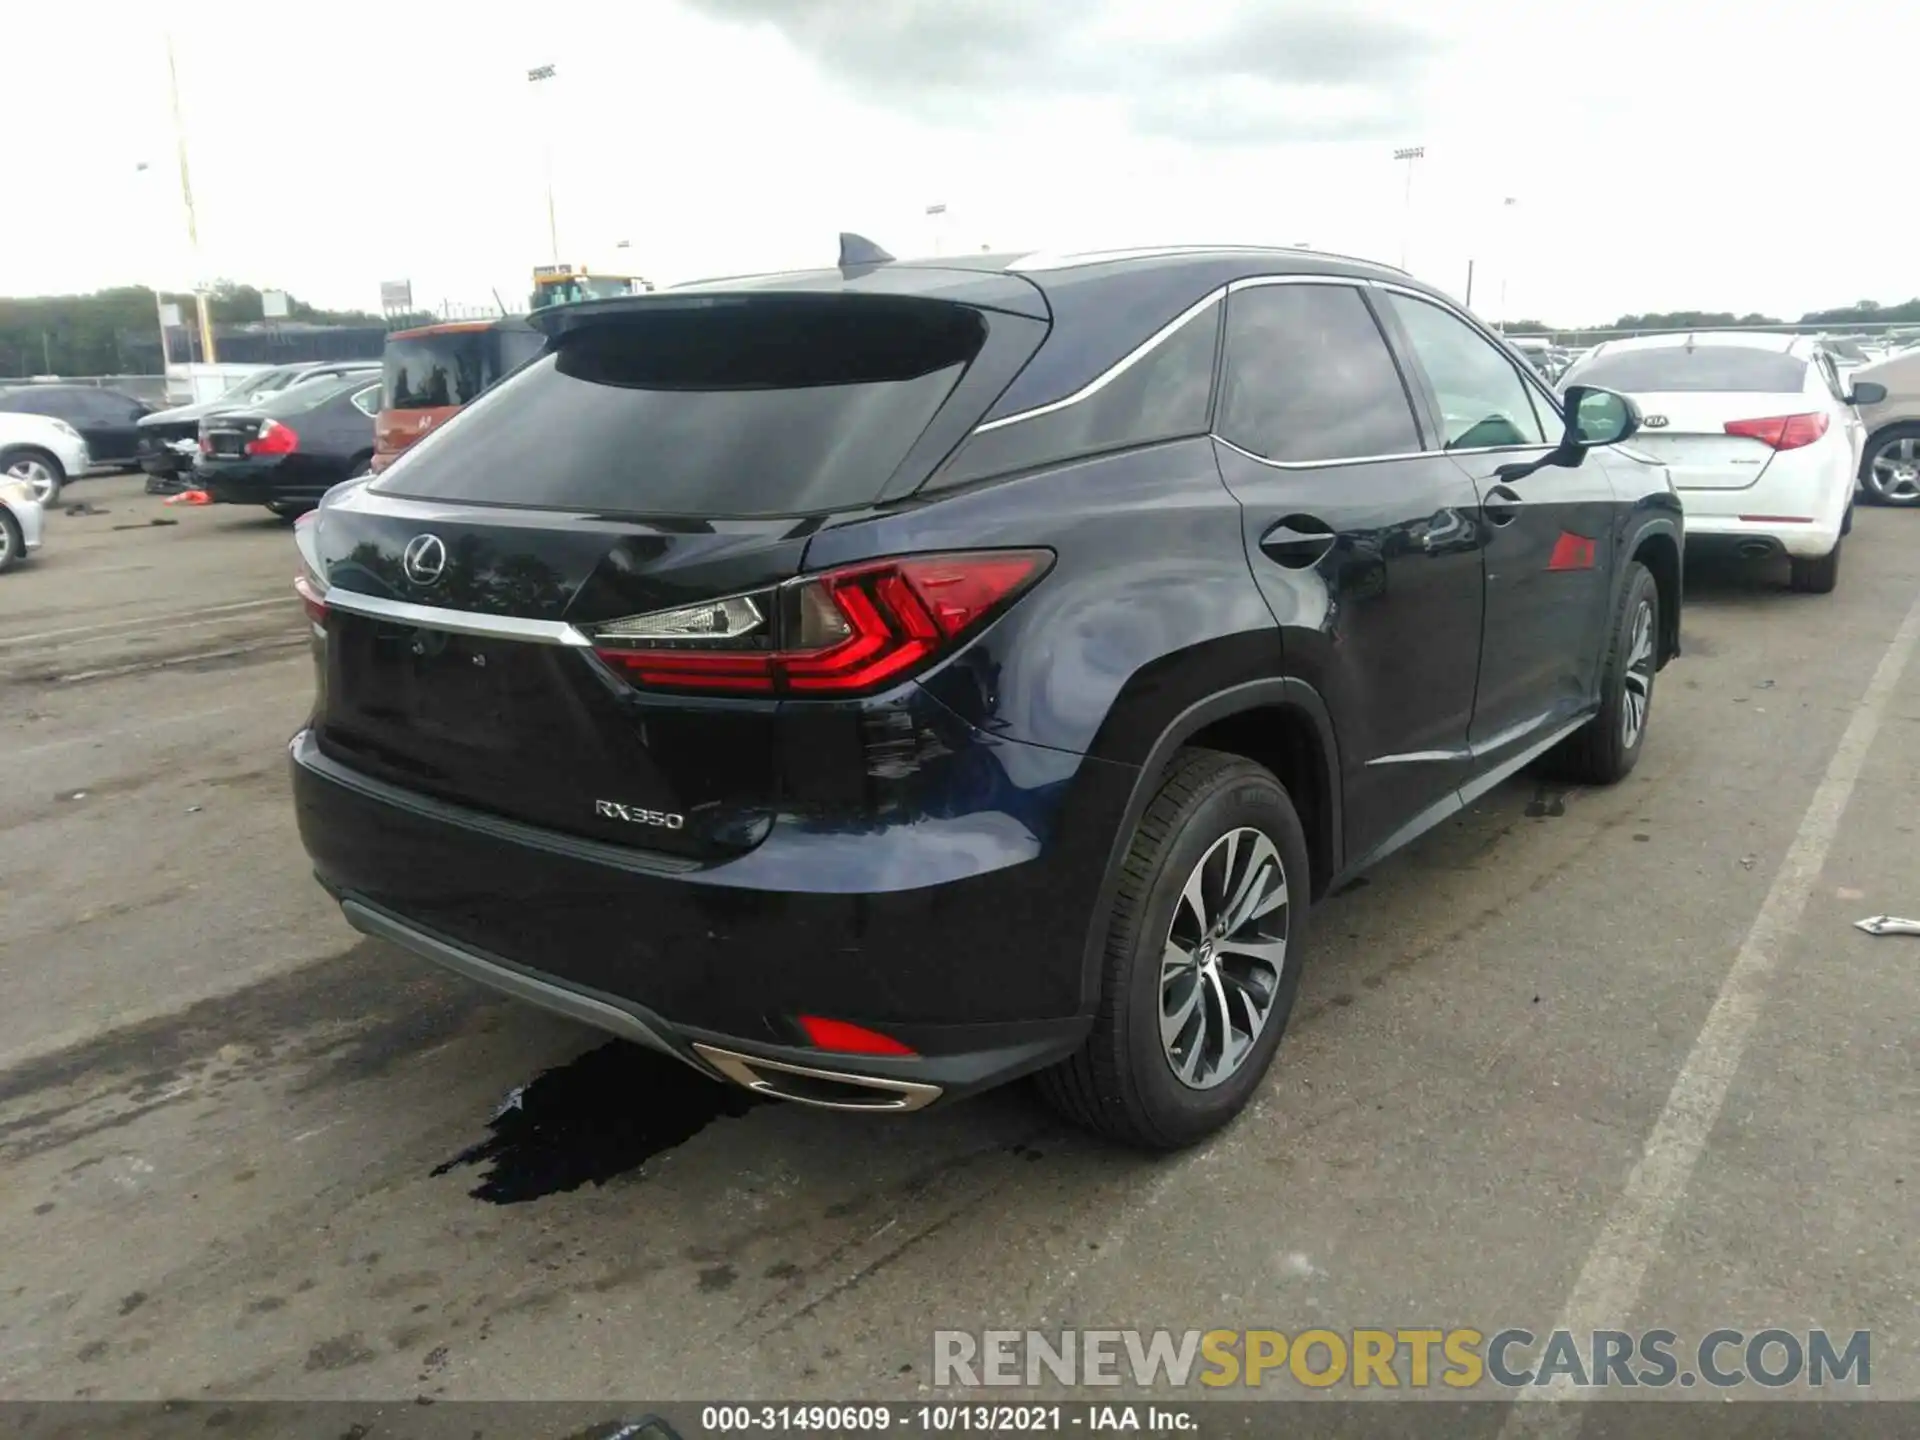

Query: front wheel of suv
(1037, 749), (1310, 1150)
(1549, 559), (1659, 786)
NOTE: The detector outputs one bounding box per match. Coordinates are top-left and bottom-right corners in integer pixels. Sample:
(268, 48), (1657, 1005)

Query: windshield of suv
(372, 300), (984, 516)
(1562, 345), (1809, 392)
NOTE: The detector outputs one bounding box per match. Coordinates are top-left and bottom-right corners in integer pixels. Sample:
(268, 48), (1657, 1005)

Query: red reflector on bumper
(797, 1015), (918, 1057)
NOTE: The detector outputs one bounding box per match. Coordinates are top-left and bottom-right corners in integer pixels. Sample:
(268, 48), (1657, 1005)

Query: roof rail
(1006, 243), (1410, 277)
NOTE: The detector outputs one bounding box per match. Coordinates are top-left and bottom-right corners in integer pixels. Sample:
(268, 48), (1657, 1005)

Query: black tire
(1858, 425), (1920, 507)
(348, 455), (374, 479)
(265, 502), (309, 522)
(1, 446), (64, 508)
(1789, 541), (1841, 594)
(0, 507), (22, 574)
(1548, 560), (1659, 785)
(1036, 748), (1311, 1150)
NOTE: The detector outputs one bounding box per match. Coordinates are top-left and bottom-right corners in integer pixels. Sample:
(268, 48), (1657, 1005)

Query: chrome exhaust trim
(691, 1044), (944, 1113)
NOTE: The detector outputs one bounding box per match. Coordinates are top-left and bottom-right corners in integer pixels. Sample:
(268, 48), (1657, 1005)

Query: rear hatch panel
(311, 286), (1049, 863)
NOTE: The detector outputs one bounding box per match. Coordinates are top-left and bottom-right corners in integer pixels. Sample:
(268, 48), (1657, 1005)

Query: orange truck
(370, 316), (547, 474)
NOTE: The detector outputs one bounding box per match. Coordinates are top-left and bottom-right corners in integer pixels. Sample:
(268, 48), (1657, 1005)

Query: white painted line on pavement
(8, 689), (310, 762)
(1500, 580), (1920, 1439)
(0, 596), (293, 649)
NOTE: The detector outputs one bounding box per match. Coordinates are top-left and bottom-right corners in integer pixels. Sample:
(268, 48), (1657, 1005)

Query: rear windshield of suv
(382, 326), (546, 411)
(1562, 346), (1807, 393)
(371, 299), (986, 516)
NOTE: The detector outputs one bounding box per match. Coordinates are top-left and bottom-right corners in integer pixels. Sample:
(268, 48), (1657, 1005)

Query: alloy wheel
(1622, 600), (1655, 748)
(1160, 826), (1289, 1090)
(1869, 437), (1920, 503)
(6, 457), (57, 506)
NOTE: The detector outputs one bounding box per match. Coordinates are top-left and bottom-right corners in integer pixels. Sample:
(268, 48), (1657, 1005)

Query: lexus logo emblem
(1642, 414), (1670, 428)
(402, 533), (448, 586)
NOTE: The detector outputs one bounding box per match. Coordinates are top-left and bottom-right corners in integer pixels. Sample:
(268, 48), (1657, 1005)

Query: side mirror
(1848, 380), (1887, 407)
(1561, 385), (1640, 449)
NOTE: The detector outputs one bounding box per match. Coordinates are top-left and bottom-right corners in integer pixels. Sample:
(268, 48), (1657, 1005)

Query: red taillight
(591, 549), (1051, 696)
(246, 419), (299, 456)
(797, 1015), (918, 1057)
(197, 432), (211, 454)
(1723, 412), (1828, 451)
(293, 572), (326, 625)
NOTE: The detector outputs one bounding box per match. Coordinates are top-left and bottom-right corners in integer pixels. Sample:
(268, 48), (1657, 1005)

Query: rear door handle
(1259, 517), (1338, 569)
(1482, 484), (1524, 526)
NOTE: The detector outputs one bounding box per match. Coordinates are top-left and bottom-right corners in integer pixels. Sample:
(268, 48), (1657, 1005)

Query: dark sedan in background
(140, 360), (378, 492)
(193, 373), (380, 517)
(0, 384), (152, 466)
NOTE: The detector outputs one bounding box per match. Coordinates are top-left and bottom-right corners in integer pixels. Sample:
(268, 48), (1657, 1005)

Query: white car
(0, 475), (46, 573)
(0, 410), (92, 507)
(1559, 333), (1864, 593)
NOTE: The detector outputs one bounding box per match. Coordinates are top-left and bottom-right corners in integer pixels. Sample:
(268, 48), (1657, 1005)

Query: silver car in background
(0, 409), (92, 507)
(0, 474), (47, 573)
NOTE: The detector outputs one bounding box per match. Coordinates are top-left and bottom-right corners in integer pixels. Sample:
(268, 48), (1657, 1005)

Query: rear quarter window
(372, 298), (985, 517)
(931, 299), (1221, 488)
(1564, 346), (1809, 393)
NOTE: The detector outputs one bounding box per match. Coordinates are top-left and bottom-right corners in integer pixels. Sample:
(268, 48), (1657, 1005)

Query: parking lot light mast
(926, 202), (948, 257)
(133, 161), (172, 374)
(1393, 145), (1425, 270)
(164, 31), (217, 364)
(1499, 196), (1518, 331)
(528, 64), (560, 264)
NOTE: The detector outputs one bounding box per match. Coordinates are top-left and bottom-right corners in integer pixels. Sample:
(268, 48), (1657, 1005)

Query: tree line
(0, 282), (437, 378)
(1504, 299), (1920, 342)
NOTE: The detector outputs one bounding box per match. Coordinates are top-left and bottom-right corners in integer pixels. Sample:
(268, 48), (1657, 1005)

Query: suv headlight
(52, 419), (82, 441)
(0, 478), (34, 507)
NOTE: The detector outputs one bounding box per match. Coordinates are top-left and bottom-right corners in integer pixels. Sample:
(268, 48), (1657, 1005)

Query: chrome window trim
(972, 287), (1226, 434)
(322, 588), (593, 646)
(1371, 280), (1571, 437)
(965, 270), (1576, 468)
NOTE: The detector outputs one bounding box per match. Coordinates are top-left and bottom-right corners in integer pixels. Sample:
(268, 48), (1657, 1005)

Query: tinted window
(0, 388), (81, 420)
(350, 383), (381, 417)
(1561, 345), (1808, 393)
(383, 331), (490, 410)
(1383, 294), (1548, 449)
(1216, 283), (1421, 463)
(373, 299), (983, 517)
(934, 301), (1219, 487)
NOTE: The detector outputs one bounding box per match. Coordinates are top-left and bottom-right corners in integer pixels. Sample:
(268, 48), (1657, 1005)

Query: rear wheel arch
(1077, 679), (1342, 1010)
(1627, 526), (1682, 665)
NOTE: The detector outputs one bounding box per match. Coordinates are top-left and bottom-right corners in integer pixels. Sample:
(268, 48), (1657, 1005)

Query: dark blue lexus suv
(290, 241), (1683, 1149)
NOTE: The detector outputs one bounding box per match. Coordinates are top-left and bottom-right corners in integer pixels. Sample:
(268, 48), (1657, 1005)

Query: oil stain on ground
(431, 1041), (759, 1204)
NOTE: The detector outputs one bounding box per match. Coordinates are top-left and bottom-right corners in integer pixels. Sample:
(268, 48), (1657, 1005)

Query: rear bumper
(195, 458), (318, 506)
(1678, 455), (1851, 558)
(291, 726), (1129, 1106)
(1681, 510), (1842, 558)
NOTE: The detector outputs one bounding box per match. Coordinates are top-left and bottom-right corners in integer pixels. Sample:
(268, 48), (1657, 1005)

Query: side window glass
(351, 385), (381, 417)
(935, 302), (1220, 488)
(1383, 294), (1549, 450)
(1215, 283), (1421, 463)
(1526, 382), (1564, 443)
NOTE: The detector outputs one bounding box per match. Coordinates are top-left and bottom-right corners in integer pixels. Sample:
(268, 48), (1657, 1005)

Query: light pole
(164, 30), (217, 364)
(926, 202), (948, 257)
(528, 63), (560, 264)
(1498, 196), (1518, 330)
(1393, 145), (1425, 270)
(133, 161), (173, 375)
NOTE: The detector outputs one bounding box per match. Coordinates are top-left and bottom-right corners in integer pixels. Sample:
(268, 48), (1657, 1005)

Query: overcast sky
(4, 0), (1910, 324)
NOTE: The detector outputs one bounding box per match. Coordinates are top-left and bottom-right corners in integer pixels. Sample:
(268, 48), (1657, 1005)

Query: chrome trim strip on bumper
(338, 898), (698, 1069)
(321, 588), (593, 646)
(691, 1044), (945, 1113)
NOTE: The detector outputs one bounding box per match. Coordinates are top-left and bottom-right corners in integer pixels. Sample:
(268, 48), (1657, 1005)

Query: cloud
(682, 0), (1447, 144)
